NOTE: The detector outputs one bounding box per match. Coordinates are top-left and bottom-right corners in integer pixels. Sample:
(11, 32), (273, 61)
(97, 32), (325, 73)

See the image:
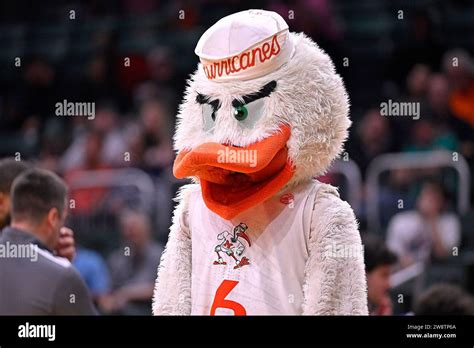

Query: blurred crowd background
(0, 0), (473, 315)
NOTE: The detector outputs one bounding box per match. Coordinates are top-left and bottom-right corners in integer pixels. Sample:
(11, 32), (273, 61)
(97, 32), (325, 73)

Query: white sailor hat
(195, 9), (294, 82)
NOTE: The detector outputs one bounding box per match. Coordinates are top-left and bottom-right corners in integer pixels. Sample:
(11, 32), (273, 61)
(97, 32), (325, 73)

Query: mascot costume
(153, 9), (368, 315)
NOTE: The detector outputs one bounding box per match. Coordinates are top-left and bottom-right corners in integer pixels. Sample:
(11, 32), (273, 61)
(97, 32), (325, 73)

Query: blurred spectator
(443, 49), (474, 128)
(442, 50), (474, 174)
(146, 46), (179, 103)
(363, 234), (398, 315)
(378, 168), (418, 229)
(387, 180), (460, 269)
(427, 73), (452, 120)
(60, 104), (127, 172)
(413, 283), (474, 315)
(122, 98), (173, 173)
(64, 130), (110, 214)
(426, 73), (467, 140)
(134, 99), (174, 173)
(123, 122), (148, 169)
(348, 108), (393, 176)
(100, 211), (163, 315)
(0, 158), (31, 230)
(73, 246), (111, 302)
(92, 105), (128, 166)
(403, 119), (458, 153)
(21, 57), (59, 124)
(130, 46), (181, 115)
(0, 57), (59, 157)
(404, 120), (436, 152)
(78, 53), (120, 106)
(389, 64), (431, 152)
(395, 65), (458, 154)
(405, 64), (431, 102)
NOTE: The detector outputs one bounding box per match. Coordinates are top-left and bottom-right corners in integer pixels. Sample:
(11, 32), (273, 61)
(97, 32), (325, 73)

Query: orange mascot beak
(173, 125), (295, 219)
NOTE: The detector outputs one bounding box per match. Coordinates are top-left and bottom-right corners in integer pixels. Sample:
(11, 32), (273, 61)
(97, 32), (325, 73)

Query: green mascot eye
(233, 105), (248, 121)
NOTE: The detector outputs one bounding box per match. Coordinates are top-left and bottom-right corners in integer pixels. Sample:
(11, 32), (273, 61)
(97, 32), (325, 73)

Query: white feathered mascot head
(173, 9), (350, 220)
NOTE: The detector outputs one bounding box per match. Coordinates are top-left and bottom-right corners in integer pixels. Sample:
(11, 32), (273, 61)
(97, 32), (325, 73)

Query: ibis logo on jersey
(213, 223), (251, 269)
(279, 192), (295, 208)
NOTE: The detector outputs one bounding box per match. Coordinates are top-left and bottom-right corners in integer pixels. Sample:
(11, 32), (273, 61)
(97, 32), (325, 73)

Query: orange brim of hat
(173, 125), (294, 220)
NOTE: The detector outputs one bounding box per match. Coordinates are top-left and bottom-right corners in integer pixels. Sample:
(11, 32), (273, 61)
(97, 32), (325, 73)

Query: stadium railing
(366, 150), (471, 233)
(327, 158), (363, 214)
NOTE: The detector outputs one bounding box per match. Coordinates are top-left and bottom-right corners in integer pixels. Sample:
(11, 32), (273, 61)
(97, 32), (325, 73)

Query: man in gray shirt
(0, 168), (96, 315)
(0, 158), (77, 262)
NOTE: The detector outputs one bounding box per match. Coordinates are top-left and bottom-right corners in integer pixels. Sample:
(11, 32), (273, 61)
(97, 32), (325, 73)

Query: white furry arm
(152, 186), (193, 315)
(302, 184), (368, 315)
